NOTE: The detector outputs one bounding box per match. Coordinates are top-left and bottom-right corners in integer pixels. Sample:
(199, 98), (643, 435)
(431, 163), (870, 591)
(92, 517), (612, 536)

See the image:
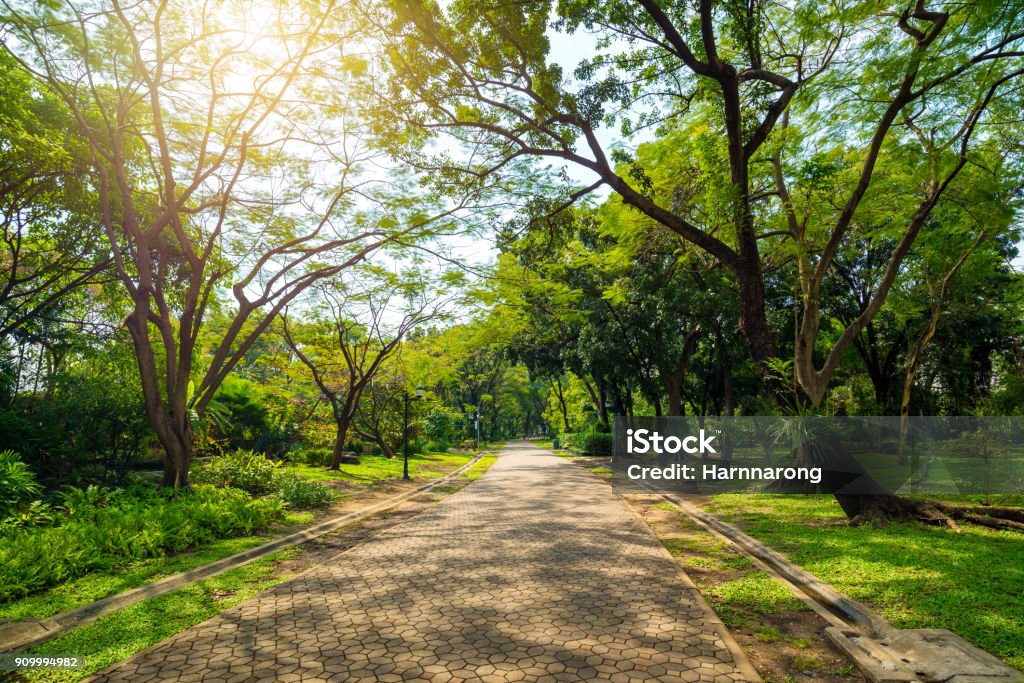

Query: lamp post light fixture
(402, 386), (425, 481)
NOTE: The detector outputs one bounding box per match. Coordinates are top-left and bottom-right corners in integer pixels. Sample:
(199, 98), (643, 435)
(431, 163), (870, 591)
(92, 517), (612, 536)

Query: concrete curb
(0, 453), (486, 653)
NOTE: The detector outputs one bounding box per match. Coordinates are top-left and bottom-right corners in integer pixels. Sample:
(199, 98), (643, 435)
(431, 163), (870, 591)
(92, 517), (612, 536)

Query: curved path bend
(89, 441), (759, 683)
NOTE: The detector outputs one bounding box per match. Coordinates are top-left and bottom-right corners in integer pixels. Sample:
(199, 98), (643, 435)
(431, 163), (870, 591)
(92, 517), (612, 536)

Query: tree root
(847, 494), (961, 531)
(845, 494), (1024, 532)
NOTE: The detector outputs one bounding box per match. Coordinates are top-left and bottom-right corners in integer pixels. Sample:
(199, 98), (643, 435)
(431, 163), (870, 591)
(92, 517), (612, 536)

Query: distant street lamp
(467, 409), (480, 449)
(403, 386), (425, 480)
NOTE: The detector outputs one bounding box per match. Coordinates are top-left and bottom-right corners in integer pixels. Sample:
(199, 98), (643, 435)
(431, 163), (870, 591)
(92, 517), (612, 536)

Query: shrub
(287, 448), (332, 466)
(565, 431), (612, 456)
(0, 450), (42, 520)
(2, 500), (57, 530)
(425, 439), (449, 453)
(0, 485), (283, 602)
(274, 475), (337, 509)
(191, 449), (280, 494)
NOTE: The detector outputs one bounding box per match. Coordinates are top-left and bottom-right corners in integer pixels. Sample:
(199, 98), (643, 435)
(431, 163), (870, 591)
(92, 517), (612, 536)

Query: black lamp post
(403, 386), (425, 480)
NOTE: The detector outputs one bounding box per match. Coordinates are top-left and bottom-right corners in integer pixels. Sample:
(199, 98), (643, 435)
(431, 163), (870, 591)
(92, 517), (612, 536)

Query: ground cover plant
(0, 484), (284, 603)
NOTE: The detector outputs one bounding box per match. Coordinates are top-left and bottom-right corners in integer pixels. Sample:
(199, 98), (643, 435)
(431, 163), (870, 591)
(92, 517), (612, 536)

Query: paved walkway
(89, 442), (759, 682)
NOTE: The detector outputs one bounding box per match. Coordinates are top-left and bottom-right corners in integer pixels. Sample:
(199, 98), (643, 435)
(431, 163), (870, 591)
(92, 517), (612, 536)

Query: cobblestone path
(89, 441), (758, 682)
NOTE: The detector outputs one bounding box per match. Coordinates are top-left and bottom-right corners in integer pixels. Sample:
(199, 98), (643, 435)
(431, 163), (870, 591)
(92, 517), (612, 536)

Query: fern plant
(0, 450), (42, 520)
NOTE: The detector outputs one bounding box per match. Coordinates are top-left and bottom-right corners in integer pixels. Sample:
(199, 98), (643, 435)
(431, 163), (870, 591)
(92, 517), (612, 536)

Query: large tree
(357, 0), (1024, 408)
(0, 0), (427, 486)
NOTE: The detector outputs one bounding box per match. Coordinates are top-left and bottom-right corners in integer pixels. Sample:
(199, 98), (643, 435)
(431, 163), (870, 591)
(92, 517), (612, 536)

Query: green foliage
(562, 431), (613, 456)
(424, 406), (460, 444)
(0, 450), (42, 520)
(2, 500), (58, 532)
(0, 355), (155, 484)
(58, 485), (113, 518)
(425, 439), (449, 453)
(274, 475), (338, 509)
(288, 448), (333, 467)
(190, 449), (281, 495)
(0, 486), (283, 603)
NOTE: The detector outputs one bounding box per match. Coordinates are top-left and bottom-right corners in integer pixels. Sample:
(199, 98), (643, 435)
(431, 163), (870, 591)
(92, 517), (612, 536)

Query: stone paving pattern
(88, 441), (759, 682)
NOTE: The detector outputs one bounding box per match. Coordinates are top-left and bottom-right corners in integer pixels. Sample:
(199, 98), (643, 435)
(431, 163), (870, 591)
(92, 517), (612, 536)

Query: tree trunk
(329, 413), (357, 469)
(159, 422), (194, 488)
(554, 377), (570, 430)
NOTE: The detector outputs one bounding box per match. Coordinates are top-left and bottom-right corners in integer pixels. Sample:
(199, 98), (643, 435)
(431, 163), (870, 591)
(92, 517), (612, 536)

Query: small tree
(281, 267), (454, 468)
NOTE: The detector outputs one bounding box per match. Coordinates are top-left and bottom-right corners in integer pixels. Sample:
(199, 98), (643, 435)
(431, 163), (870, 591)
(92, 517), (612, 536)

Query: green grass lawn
(280, 450), (474, 485)
(705, 494), (1024, 670)
(460, 454), (497, 481)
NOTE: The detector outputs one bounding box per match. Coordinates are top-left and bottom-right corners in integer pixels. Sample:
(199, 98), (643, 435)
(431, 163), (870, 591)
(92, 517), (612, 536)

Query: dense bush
(0, 485), (283, 602)
(0, 363), (155, 484)
(0, 450), (42, 520)
(425, 439), (449, 453)
(195, 450), (337, 508)
(275, 475), (337, 509)
(287, 448), (332, 466)
(563, 431), (612, 456)
(190, 449), (280, 494)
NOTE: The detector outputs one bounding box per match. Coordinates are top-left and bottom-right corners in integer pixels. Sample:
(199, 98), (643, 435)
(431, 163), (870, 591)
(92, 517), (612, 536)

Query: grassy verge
(654, 504), (808, 628)
(10, 547), (303, 683)
(704, 494), (1024, 671)
(280, 450), (473, 485)
(636, 499), (859, 682)
(460, 454), (497, 481)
